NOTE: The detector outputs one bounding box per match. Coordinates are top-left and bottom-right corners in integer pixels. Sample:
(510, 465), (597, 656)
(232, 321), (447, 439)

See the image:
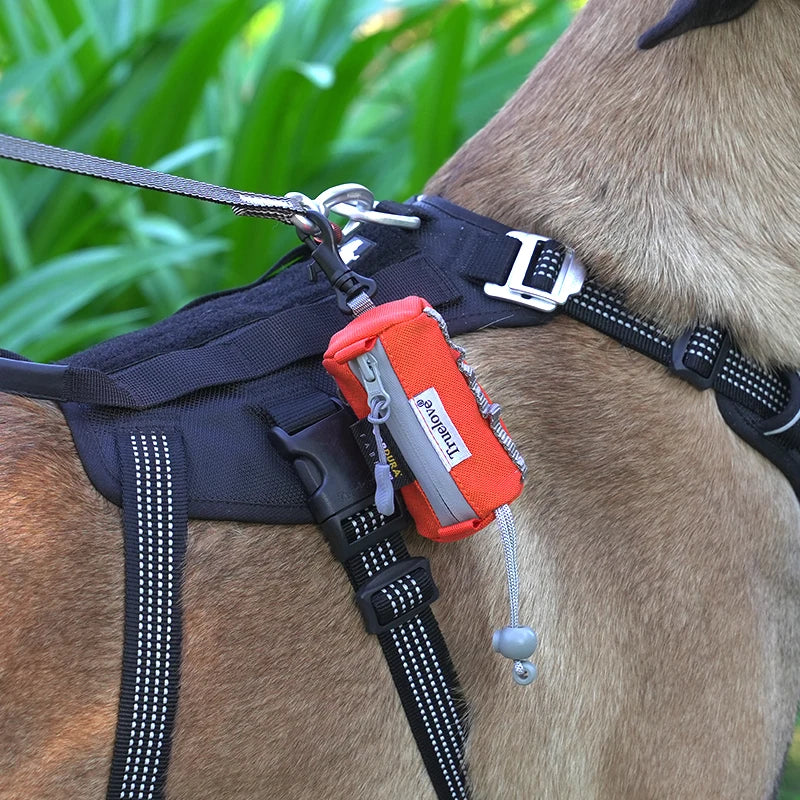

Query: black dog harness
(2, 147), (800, 799)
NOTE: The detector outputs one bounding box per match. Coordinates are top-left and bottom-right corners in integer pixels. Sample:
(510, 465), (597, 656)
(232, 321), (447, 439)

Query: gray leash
(0, 133), (305, 222)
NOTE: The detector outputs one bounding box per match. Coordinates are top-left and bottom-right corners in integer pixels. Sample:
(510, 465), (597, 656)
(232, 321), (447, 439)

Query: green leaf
(409, 3), (471, 190)
(0, 0), (578, 355)
(131, 0), (256, 166)
(0, 172), (32, 276)
(149, 137), (226, 174)
(292, 61), (335, 89)
(0, 27), (89, 130)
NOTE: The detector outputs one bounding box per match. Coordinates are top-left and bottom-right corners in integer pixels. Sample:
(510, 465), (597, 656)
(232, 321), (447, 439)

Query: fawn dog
(2, 0), (799, 797)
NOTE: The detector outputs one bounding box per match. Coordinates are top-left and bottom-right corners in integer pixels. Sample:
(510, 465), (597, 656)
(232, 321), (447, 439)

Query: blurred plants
(0, 0), (575, 360)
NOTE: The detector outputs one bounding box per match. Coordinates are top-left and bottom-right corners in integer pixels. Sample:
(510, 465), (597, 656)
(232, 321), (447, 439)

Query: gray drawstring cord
(492, 504), (538, 685)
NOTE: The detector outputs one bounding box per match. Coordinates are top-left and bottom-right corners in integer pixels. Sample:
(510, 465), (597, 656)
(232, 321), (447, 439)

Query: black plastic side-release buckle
(356, 557), (439, 634)
(270, 405), (408, 562)
(670, 328), (731, 390)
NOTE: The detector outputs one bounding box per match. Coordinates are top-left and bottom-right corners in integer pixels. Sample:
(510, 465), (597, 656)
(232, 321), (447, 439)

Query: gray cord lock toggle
(492, 626), (537, 659)
(493, 627), (538, 686)
(493, 503), (538, 686)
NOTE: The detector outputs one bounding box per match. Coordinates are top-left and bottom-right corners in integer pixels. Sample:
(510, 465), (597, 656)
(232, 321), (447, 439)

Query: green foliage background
(0, 0), (574, 361)
(0, 1), (798, 795)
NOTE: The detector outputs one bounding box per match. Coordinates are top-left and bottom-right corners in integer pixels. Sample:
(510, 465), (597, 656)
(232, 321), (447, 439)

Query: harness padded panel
(59, 197), (548, 523)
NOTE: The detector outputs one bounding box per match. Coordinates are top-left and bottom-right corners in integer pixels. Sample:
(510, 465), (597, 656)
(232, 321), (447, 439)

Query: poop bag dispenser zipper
(324, 295), (538, 684)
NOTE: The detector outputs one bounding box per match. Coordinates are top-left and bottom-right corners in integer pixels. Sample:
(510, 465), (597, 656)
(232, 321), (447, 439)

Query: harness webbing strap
(108, 430), (187, 800)
(456, 234), (793, 423)
(0, 258), (464, 410)
(271, 403), (469, 799)
(340, 511), (469, 800)
(564, 280), (792, 418)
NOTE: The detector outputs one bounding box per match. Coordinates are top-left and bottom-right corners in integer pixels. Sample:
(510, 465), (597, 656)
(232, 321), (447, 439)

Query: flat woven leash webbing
(0, 133), (304, 221)
(107, 430), (187, 800)
(339, 507), (469, 799)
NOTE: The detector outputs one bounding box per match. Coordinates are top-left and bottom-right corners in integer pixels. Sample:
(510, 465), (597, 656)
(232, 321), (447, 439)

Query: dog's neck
(427, 0), (800, 369)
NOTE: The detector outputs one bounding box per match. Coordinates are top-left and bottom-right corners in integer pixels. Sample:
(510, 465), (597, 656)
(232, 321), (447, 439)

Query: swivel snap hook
(295, 208), (376, 316)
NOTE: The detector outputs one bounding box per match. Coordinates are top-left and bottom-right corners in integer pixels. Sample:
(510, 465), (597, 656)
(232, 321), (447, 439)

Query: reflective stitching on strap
(343, 506), (467, 799)
(571, 283), (671, 348)
(390, 622), (467, 798)
(120, 433), (176, 800)
(721, 353), (789, 414)
(566, 284), (794, 422)
(411, 616), (465, 740)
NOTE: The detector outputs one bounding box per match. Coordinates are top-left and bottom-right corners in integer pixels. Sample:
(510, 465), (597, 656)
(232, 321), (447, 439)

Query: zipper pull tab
(356, 352), (395, 516)
(373, 458), (395, 516)
(356, 351), (389, 410)
(492, 504), (538, 685)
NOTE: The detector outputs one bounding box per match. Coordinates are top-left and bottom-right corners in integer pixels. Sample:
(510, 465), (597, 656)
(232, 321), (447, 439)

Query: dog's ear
(638, 0), (760, 49)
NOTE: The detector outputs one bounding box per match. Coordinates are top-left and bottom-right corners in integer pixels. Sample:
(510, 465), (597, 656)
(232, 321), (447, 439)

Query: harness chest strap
(270, 403), (470, 800)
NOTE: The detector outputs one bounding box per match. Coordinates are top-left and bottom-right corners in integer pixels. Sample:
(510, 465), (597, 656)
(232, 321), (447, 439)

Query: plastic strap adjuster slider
(356, 557), (439, 634)
(670, 328), (731, 390)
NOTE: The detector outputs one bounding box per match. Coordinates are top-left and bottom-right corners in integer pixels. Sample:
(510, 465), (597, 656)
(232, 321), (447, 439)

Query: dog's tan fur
(429, 0), (800, 368)
(2, 1), (800, 798)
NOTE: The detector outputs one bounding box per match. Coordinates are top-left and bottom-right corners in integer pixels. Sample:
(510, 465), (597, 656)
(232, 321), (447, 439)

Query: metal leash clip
(286, 182), (420, 239)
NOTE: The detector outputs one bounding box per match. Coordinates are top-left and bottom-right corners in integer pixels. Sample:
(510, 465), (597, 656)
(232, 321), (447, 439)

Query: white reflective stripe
(411, 616), (465, 741)
(346, 518), (465, 797)
(391, 622), (466, 798)
(120, 433), (175, 800)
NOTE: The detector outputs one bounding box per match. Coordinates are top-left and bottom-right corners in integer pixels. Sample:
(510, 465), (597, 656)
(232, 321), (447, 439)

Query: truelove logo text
(410, 387), (472, 471)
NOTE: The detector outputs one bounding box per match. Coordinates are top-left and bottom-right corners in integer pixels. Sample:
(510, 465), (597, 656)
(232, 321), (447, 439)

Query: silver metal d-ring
(287, 184), (422, 235)
(315, 183), (375, 216)
(331, 204), (421, 230)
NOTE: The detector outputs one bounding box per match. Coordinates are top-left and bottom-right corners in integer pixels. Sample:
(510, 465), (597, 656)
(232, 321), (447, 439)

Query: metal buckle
(484, 231), (586, 312)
